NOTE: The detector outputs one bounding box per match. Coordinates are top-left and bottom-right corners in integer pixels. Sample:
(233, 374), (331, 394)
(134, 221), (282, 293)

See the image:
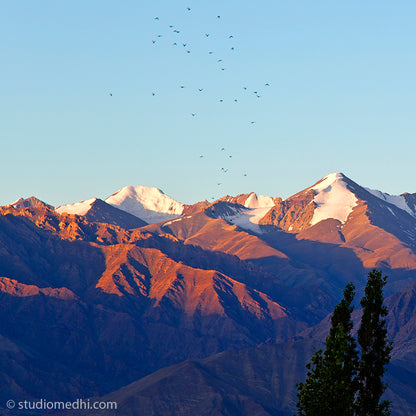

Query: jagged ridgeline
(1, 172), (416, 416)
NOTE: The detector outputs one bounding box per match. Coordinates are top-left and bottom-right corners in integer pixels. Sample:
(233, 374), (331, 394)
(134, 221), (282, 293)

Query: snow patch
(11, 197), (24, 206)
(223, 207), (272, 233)
(310, 173), (358, 226)
(162, 216), (191, 227)
(365, 188), (415, 217)
(56, 198), (97, 216)
(386, 207), (396, 217)
(244, 193), (275, 209)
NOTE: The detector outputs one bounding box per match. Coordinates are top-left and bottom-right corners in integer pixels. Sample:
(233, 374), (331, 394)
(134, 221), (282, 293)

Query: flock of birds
(149, 9), (271, 123)
(109, 6), (273, 199)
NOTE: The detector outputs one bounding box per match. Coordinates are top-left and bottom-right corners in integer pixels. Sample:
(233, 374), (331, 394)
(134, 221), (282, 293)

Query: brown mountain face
(143, 205), (339, 317)
(70, 283), (416, 416)
(144, 204), (289, 262)
(386, 283), (416, 360)
(12, 196), (53, 209)
(182, 200), (211, 215)
(2, 174), (416, 416)
(258, 189), (316, 232)
(144, 175), (416, 299)
(84, 198), (147, 229)
(59, 337), (319, 416)
(401, 192), (416, 215)
(0, 206), (310, 407)
(256, 176), (416, 287)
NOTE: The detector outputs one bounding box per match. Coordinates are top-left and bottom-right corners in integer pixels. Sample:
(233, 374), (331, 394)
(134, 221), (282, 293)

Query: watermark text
(6, 398), (117, 411)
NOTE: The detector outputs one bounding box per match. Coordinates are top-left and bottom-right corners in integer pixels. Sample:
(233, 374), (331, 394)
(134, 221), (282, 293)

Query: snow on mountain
(365, 188), (416, 217)
(219, 175), (361, 233)
(11, 197), (24, 206)
(56, 198), (97, 216)
(105, 186), (184, 224)
(218, 194), (275, 234)
(227, 207), (274, 233)
(243, 193), (275, 209)
(309, 173), (358, 226)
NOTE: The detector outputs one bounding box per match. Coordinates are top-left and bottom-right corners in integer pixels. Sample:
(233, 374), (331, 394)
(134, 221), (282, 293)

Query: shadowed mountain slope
(0, 206), (310, 407)
(67, 282), (416, 416)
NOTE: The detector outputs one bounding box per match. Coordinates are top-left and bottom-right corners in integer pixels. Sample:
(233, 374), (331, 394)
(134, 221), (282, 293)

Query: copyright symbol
(6, 400), (15, 409)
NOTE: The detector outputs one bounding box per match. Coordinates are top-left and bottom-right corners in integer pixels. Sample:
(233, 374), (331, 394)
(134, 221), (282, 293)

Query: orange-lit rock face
(1, 179), (416, 411)
(0, 205), (308, 403)
(258, 189), (316, 232)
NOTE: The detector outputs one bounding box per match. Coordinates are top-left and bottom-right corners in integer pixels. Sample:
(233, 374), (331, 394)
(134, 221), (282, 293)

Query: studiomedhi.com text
(6, 398), (117, 411)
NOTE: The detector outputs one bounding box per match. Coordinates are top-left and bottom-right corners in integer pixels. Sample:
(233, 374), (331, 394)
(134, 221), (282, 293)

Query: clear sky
(1, 1), (415, 206)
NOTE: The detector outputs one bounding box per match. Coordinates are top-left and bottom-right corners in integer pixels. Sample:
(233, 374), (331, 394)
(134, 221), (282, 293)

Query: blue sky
(1, 1), (415, 206)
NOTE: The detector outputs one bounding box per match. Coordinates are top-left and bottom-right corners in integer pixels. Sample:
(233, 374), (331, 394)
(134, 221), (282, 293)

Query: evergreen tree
(296, 282), (359, 416)
(356, 269), (393, 416)
(295, 348), (326, 416)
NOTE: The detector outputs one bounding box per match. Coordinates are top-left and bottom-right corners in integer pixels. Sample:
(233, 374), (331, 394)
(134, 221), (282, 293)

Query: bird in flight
(152, 92), (155, 96)
(234, 99), (238, 102)
(180, 86), (185, 88)
(230, 47), (235, 50)
(219, 99), (224, 102)
(187, 7), (191, 11)
(221, 147), (225, 151)
(183, 43), (187, 47)
(217, 59), (223, 62)
(173, 30), (180, 33)
(265, 83), (270, 86)
(217, 15), (221, 19)
(187, 50), (191, 53)
(154, 17), (159, 20)
(173, 42), (177, 45)
(109, 93), (113, 96)
(208, 51), (213, 54)
(250, 121), (256, 124)
(191, 113), (196, 117)
(205, 34), (210, 37)
(152, 40), (156, 44)
(169, 25), (174, 28)
(200, 155), (204, 158)
(243, 87), (247, 90)
(229, 35), (234, 38)
(198, 88), (204, 92)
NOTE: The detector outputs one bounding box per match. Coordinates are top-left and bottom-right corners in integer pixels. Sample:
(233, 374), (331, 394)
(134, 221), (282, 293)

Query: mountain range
(1, 172), (416, 415)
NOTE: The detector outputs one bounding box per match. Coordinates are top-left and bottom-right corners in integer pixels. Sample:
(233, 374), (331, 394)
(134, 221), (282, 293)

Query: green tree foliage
(295, 348), (326, 416)
(356, 269), (393, 416)
(296, 283), (358, 416)
(296, 270), (392, 416)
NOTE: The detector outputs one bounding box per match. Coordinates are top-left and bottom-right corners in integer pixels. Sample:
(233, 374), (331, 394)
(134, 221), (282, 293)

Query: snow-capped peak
(243, 193), (275, 209)
(56, 198), (97, 216)
(105, 186), (184, 224)
(309, 173), (358, 226)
